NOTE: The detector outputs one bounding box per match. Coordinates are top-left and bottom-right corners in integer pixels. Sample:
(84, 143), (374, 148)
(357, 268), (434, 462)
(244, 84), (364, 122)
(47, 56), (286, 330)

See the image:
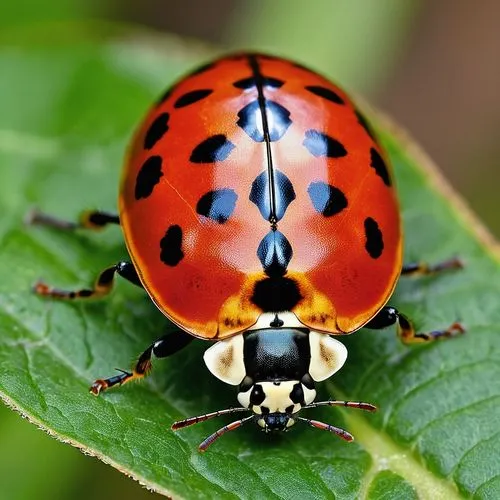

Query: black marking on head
(251, 277), (302, 312)
(250, 385), (266, 406)
(190, 135), (235, 163)
(289, 382), (305, 405)
(303, 130), (347, 158)
(243, 329), (311, 382)
(240, 376), (254, 392)
(237, 100), (291, 142)
(370, 148), (391, 186)
(270, 314), (284, 328)
(196, 188), (238, 223)
(189, 62), (216, 76)
(144, 113), (169, 150)
(250, 170), (296, 222)
(301, 373), (315, 390)
(233, 76), (284, 90)
(364, 217), (384, 259)
(305, 85), (344, 105)
(135, 156), (163, 200)
(307, 181), (348, 217)
(355, 110), (376, 141)
(257, 230), (293, 277)
(160, 225), (184, 266)
(174, 89), (213, 108)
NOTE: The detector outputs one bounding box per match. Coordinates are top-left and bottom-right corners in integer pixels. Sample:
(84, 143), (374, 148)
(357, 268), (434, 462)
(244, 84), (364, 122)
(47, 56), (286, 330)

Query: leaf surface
(0, 33), (499, 500)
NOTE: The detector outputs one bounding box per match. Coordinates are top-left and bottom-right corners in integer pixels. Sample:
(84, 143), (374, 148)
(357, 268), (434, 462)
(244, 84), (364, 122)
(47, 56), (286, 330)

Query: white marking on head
(308, 331), (347, 382)
(237, 386), (252, 408)
(258, 381), (297, 413)
(203, 335), (245, 385)
(303, 384), (316, 405)
(242, 381), (315, 414)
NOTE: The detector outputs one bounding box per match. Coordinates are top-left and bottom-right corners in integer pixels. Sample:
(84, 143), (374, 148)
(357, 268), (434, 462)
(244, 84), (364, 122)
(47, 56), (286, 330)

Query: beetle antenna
(296, 417), (354, 441)
(171, 407), (250, 430)
(198, 416), (255, 452)
(303, 400), (377, 412)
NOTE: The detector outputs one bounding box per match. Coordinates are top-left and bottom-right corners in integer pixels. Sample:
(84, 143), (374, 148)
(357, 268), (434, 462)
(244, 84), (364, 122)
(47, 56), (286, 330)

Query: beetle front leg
(365, 306), (465, 344)
(34, 261), (142, 300)
(90, 330), (194, 395)
(26, 208), (120, 231)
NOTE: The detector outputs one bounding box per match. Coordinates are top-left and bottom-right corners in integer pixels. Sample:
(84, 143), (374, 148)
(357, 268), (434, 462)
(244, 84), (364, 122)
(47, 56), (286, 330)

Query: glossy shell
(120, 54), (402, 339)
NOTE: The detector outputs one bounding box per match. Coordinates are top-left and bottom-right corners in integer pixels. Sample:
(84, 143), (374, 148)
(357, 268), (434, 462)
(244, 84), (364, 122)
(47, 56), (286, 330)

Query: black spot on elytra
(305, 85), (344, 105)
(135, 156), (163, 200)
(291, 61), (313, 72)
(160, 225), (184, 266)
(364, 217), (384, 259)
(258, 54), (279, 61)
(251, 277), (302, 312)
(189, 62), (216, 76)
(144, 113), (169, 150)
(174, 89), (213, 108)
(250, 385), (266, 406)
(190, 135), (235, 163)
(289, 382), (305, 404)
(307, 181), (348, 217)
(303, 130), (347, 158)
(227, 54), (247, 61)
(196, 188), (238, 223)
(233, 76), (284, 89)
(250, 170), (296, 222)
(370, 148), (391, 186)
(257, 230), (293, 277)
(237, 100), (291, 142)
(355, 110), (376, 141)
(157, 85), (175, 105)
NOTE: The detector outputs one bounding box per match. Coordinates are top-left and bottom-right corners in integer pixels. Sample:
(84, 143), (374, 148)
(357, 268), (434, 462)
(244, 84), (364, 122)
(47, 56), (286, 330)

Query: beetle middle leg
(90, 330), (194, 395)
(402, 256), (463, 276)
(34, 261), (142, 300)
(365, 306), (465, 344)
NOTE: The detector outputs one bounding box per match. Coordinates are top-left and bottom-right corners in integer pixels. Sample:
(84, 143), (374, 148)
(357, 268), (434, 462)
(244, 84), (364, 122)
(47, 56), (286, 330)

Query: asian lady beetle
(30, 53), (464, 451)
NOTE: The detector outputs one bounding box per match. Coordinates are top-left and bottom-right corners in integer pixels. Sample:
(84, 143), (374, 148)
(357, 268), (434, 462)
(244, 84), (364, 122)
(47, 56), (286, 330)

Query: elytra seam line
(247, 54), (278, 228)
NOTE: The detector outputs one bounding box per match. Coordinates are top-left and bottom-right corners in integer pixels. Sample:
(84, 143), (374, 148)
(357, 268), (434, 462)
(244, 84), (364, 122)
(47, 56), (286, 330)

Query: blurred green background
(1, 1), (498, 498)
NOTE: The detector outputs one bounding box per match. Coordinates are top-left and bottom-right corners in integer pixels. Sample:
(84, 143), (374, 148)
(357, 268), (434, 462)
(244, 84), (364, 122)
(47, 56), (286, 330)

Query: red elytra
(120, 53), (402, 340)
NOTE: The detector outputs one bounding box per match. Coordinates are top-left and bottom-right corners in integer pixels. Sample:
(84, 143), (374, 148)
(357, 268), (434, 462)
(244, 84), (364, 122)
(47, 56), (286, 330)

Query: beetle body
(33, 53), (463, 450)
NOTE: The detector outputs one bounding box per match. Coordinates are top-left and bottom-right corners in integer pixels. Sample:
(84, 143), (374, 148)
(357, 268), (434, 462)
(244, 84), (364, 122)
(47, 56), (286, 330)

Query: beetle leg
(26, 208), (119, 231)
(90, 331), (194, 395)
(33, 261), (142, 300)
(365, 306), (465, 344)
(402, 257), (463, 276)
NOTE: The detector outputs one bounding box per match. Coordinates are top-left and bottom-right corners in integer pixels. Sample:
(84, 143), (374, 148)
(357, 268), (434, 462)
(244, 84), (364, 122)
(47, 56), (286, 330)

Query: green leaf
(1, 30), (499, 499)
(225, 0), (420, 93)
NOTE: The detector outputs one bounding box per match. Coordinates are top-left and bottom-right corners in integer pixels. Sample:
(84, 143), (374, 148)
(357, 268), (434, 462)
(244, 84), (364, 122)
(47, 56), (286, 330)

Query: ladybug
(30, 53), (464, 451)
